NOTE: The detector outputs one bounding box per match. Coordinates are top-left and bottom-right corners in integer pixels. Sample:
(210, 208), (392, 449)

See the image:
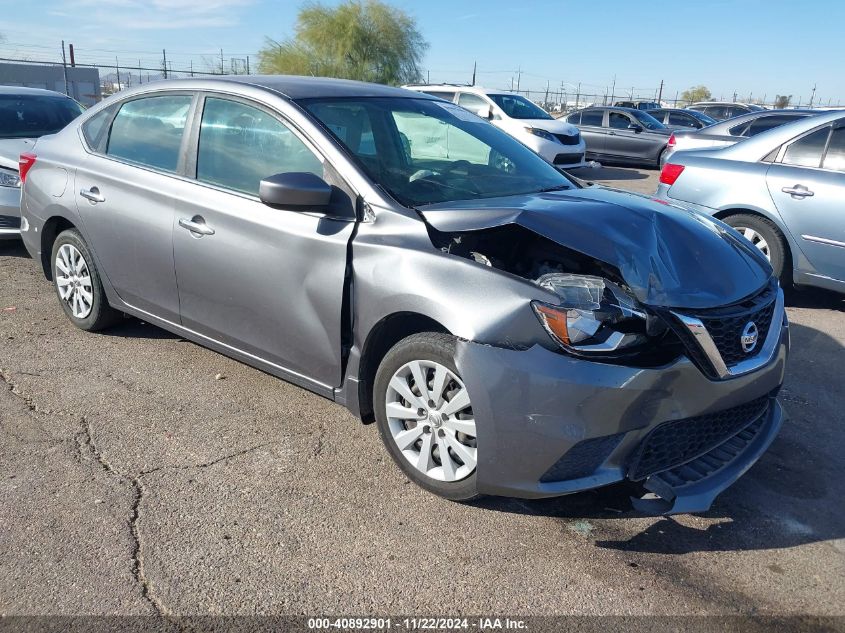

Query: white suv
(403, 85), (587, 169)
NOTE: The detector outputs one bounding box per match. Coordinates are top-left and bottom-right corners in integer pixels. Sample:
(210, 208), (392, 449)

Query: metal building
(0, 62), (101, 106)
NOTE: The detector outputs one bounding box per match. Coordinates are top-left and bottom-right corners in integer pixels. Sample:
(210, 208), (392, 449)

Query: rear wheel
(374, 332), (480, 501)
(722, 214), (790, 286)
(51, 229), (121, 331)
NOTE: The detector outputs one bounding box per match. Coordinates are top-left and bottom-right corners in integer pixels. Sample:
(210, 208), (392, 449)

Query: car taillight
(19, 153), (37, 184)
(668, 133), (676, 148)
(659, 163), (685, 186)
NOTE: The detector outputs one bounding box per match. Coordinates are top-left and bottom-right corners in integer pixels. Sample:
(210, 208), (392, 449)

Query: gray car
(565, 106), (672, 166)
(0, 86), (84, 239)
(663, 109), (821, 166)
(687, 102), (766, 121)
(19, 76), (788, 513)
(656, 111), (845, 295)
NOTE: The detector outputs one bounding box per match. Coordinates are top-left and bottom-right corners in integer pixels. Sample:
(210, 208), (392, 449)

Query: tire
(51, 229), (121, 331)
(374, 332), (481, 501)
(722, 214), (791, 286)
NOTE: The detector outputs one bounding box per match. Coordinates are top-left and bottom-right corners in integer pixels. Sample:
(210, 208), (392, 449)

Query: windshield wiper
(536, 184), (572, 193)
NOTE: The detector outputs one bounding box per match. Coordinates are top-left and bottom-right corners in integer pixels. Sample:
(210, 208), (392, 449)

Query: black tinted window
(197, 98), (323, 196)
(668, 112), (697, 128)
(609, 112), (631, 129)
(580, 110), (603, 126)
(566, 111), (581, 124)
(746, 115), (802, 137)
(822, 127), (845, 172)
(107, 96), (192, 172)
(0, 94), (83, 139)
(424, 91), (455, 101)
(782, 127), (830, 168)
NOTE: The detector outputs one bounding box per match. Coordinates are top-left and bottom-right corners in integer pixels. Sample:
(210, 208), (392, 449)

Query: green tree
(774, 94), (792, 109)
(681, 85), (712, 105)
(259, 0), (427, 85)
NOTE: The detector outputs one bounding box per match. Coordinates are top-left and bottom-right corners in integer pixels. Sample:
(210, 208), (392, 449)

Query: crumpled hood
(419, 186), (772, 309)
(0, 138), (35, 170)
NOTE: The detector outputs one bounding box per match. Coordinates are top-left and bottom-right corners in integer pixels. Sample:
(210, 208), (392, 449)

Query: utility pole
(427, 70), (430, 83)
(60, 41), (70, 97)
(732, 90), (737, 102)
(657, 79), (664, 104)
(115, 56), (121, 91)
(516, 66), (521, 93)
(68, 43), (75, 67)
(610, 74), (616, 104)
(809, 83), (817, 108)
(162, 49), (168, 79)
(246, 56), (250, 74)
(190, 60), (194, 77)
(575, 82), (581, 110)
(471, 61), (476, 86)
(220, 48), (225, 75)
(544, 80), (549, 108)
(138, 60), (142, 83)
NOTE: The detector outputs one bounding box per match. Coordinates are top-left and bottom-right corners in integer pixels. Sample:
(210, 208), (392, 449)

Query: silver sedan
(656, 110), (845, 294)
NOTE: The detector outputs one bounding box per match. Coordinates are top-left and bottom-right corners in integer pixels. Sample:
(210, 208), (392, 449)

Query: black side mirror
(628, 123), (644, 133)
(259, 172), (332, 209)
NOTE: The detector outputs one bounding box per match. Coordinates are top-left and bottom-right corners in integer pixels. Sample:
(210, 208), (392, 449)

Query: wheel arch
(712, 207), (797, 272)
(40, 215), (78, 280)
(356, 311), (451, 423)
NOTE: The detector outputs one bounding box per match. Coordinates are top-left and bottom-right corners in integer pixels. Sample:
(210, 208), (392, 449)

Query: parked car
(403, 84), (587, 168)
(565, 106), (672, 166)
(649, 108), (717, 130)
(662, 109), (821, 166)
(0, 86), (84, 239)
(20, 76), (788, 513)
(656, 111), (845, 294)
(613, 100), (660, 111)
(687, 102), (766, 121)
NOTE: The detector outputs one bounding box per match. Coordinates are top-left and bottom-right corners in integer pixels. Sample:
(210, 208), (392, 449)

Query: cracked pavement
(1, 170), (844, 618)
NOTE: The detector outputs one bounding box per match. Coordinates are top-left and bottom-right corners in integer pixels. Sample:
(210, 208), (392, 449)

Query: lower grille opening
(540, 433), (625, 483)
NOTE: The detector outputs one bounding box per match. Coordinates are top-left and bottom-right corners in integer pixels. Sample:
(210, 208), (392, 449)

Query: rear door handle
(781, 184), (814, 198)
(178, 216), (215, 236)
(79, 187), (105, 203)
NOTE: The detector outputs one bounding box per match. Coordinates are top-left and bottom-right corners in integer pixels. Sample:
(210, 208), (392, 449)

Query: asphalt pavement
(1, 169), (843, 622)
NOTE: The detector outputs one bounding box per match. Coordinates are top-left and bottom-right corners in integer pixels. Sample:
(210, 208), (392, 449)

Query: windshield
(0, 94), (84, 139)
(487, 94), (553, 120)
(629, 110), (666, 130)
(301, 97), (574, 207)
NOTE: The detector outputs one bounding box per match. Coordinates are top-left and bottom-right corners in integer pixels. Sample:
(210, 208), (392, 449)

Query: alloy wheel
(55, 244), (94, 319)
(735, 226), (771, 260)
(385, 360), (477, 482)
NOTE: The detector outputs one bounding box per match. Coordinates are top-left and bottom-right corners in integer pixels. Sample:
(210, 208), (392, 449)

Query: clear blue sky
(1, 0), (841, 105)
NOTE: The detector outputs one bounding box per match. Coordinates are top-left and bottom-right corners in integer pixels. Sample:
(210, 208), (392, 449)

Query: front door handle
(781, 184), (814, 198)
(178, 216), (215, 236)
(79, 187), (105, 203)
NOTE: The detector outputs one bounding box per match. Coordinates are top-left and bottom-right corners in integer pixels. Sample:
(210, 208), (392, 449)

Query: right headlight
(532, 273), (652, 356)
(524, 127), (559, 143)
(0, 167), (21, 188)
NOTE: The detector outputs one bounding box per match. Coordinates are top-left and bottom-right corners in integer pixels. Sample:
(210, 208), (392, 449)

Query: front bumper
(520, 134), (589, 168)
(0, 185), (22, 239)
(454, 320), (788, 513)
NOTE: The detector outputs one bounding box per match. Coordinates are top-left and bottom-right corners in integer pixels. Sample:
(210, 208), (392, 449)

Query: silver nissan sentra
(19, 76), (789, 513)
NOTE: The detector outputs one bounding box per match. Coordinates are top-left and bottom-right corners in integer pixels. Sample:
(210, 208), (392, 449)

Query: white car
(403, 85), (587, 169)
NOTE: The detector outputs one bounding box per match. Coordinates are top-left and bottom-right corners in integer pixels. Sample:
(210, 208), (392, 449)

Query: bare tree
(774, 95), (792, 109)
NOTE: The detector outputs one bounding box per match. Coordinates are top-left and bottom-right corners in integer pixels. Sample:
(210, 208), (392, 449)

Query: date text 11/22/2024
(307, 617), (528, 630)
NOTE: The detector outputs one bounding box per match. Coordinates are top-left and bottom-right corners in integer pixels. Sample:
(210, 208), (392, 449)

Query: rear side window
(580, 110), (603, 126)
(423, 91), (455, 102)
(107, 95), (192, 172)
(745, 115), (801, 137)
(781, 127), (830, 168)
(608, 112), (631, 129)
(822, 128), (845, 172)
(668, 112), (697, 128)
(82, 107), (113, 149)
(197, 97), (323, 196)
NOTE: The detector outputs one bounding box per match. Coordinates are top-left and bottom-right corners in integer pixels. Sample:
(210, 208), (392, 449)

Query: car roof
(0, 85), (75, 98)
(714, 110), (845, 160)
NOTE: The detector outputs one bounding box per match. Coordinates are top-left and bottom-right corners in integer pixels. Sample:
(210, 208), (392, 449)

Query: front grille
(553, 153), (584, 165)
(670, 281), (778, 374)
(539, 433), (625, 483)
(554, 132), (581, 146)
(0, 215), (21, 229)
(627, 396), (770, 481)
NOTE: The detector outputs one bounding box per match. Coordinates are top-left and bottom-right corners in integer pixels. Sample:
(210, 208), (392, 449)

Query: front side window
(566, 111), (581, 125)
(302, 97), (574, 207)
(486, 94), (552, 120)
(197, 98), (323, 196)
(629, 110), (665, 130)
(0, 94), (84, 139)
(781, 127), (830, 168)
(609, 112), (632, 129)
(580, 110), (603, 126)
(107, 95), (192, 172)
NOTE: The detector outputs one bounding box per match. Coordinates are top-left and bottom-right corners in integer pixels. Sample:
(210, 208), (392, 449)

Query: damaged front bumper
(454, 320), (788, 514)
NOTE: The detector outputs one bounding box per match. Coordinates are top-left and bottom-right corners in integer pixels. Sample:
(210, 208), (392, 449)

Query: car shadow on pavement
(569, 166), (650, 182)
(0, 240), (30, 259)
(785, 286), (845, 311)
(472, 320), (844, 555)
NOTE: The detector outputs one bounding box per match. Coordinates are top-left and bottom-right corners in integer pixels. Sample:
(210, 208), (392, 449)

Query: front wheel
(374, 332), (481, 501)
